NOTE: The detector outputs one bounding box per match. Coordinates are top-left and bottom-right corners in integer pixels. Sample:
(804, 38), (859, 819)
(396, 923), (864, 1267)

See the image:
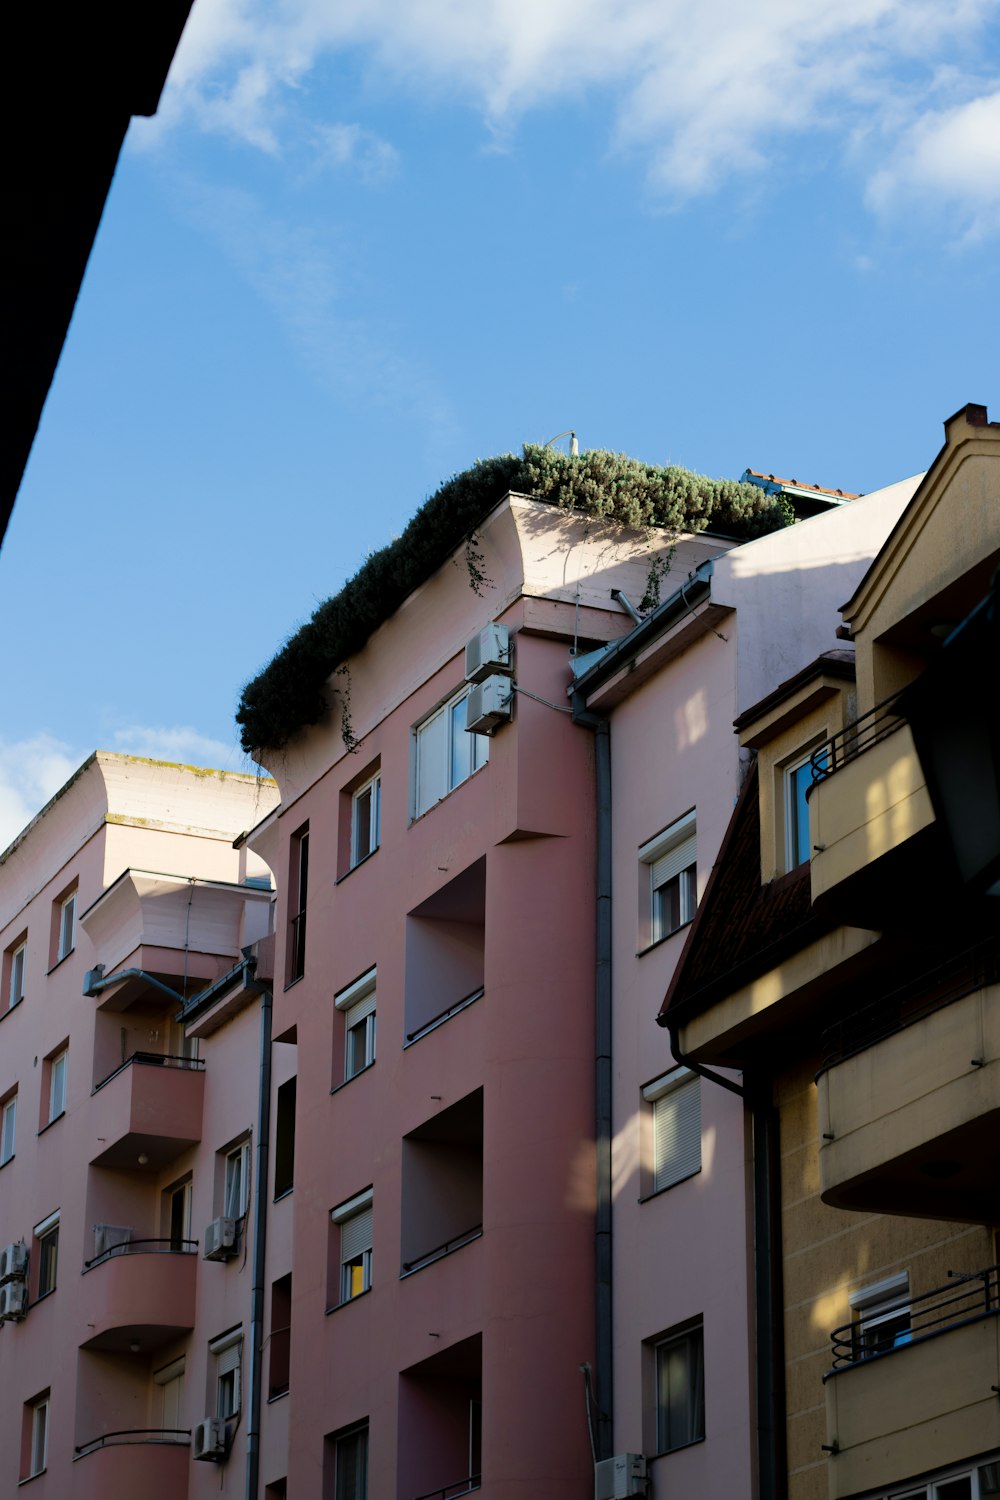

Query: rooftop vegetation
(237, 444), (793, 757)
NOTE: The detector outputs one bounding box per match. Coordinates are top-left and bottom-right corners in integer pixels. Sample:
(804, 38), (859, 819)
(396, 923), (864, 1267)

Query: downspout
(572, 697), (614, 1463)
(245, 976), (273, 1500)
(663, 1017), (785, 1500)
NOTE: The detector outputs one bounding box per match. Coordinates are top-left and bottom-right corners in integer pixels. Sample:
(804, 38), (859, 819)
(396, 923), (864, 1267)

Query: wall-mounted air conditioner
(595, 1453), (648, 1500)
(466, 674), (513, 734)
(465, 623), (511, 683)
(93, 1224), (133, 1260)
(0, 1241), (28, 1284)
(203, 1217), (238, 1261)
(193, 1417), (229, 1462)
(0, 1281), (28, 1322)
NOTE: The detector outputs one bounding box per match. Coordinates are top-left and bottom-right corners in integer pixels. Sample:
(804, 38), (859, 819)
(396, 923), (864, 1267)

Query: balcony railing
(401, 1225), (483, 1277)
(413, 1478), (482, 1500)
(75, 1428), (191, 1458)
(405, 987), (484, 1046)
(811, 691), (906, 784)
(829, 1264), (999, 1371)
(93, 1051), (204, 1094)
(818, 935), (1000, 1074)
(84, 1238), (198, 1271)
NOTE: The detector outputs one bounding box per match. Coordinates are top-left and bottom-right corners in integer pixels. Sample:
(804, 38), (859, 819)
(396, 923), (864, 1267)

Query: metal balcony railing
(413, 1477), (482, 1500)
(818, 935), (1000, 1074)
(810, 691), (906, 784)
(93, 1051), (204, 1093)
(84, 1237), (199, 1270)
(405, 987), (485, 1046)
(74, 1428), (191, 1458)
(401, 1225), (483, 1276)
(828, 1264), (999, 1372)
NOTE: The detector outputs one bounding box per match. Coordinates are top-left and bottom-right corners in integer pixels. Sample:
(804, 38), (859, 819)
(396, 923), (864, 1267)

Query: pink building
(0, 753), (279, 1499)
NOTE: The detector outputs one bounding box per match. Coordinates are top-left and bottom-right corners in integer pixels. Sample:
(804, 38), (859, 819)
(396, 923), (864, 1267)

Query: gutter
(569, 560), (714, 699)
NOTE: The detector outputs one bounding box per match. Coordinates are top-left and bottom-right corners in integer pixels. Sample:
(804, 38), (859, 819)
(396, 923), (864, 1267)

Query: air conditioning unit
(595, 1453), (648, 1500)
(193, 1417), (229, 1462)
(203, 1217), (238, 1261)
(0, 1241), (28, 1284)
(93, 1224), (133, 1260)
(465, 622), (511, 683)
(465, 674), (513, 734)
(0, 1281), (28, 1322)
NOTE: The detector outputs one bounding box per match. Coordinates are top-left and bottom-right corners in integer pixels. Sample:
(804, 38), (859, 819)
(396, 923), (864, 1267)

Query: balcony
(89, 1053), (205, 1171)
(79, 1241), (197, 1353)
(824, 1266), (1000, 1499)
(809, 703), (935, 922)
(817, 942), (1000, 1221)
(73, 1430), (190, 1497)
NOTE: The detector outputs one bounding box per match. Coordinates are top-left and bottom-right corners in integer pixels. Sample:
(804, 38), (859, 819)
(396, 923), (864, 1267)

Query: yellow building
(662, 405), (1000, 1500)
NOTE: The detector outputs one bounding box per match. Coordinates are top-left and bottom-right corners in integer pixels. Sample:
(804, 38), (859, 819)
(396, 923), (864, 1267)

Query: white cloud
(866, 89), (1000, 241)
(0, 734), (84, 853)
(144, 0), (1000, 230)
(314, 123), (400, 182)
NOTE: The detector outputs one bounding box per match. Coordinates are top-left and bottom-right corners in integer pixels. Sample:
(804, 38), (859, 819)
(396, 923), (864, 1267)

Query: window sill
(650, 1435), (706, 1461)
(18, 1470), (47, 1486)
(37, 1111), (65, 1137)
(409, 761), (489, 827)
(46, 950), (75, 976)
(283, 974), (305, 994)
(325, 1286), (372, 1316)
(335, 847), (379, 886)
(330, 1060), (375, 1095)
(1, 997), (24, 1023)
(267, 1388), (290, 1404)
(638, 1167), (702, 1204)
(0, 1154), (14, 1171)
(636, 920), (693, 958)
(31, 1288), (57, 1308)
(273, 1186), (293, 1204)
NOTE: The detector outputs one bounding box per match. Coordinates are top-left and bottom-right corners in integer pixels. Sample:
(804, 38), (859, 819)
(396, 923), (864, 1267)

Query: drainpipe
(245, 976), (272, 1500)
(571, 697), (614, 1463)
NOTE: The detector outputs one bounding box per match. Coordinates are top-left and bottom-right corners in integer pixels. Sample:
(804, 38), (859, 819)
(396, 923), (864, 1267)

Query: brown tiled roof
(744, 469), (862, 500)
(659, 759), (831, 1028)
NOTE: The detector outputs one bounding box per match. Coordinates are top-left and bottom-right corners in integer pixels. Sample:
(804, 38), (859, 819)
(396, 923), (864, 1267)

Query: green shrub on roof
(236, 444), (791, 756)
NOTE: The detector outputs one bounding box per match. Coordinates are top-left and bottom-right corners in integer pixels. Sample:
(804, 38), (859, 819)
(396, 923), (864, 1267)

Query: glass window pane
(416, 709), (448, 814)
(450, 698), (472, 789)
(354, 786), (372, 863)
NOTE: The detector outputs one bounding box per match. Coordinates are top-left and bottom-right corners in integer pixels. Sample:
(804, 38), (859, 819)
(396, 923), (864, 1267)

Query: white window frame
(643, 1067), (701, 1193)
(332, 1188), (373, 1304)
(154, 1356), (185, 1432)
(640, 810), (697, 947)
(654, 1319), (705, 1455)
(334, 1422), (369, 1500)
(336, 969), (377, 1081)
(57, 892), (76, 961)
(224, 1139), (251, 1219)
(850, 1271), (911, 1360)
(1, 1094), (16, 1165)
(34, 1210), (59, 1297)
(48, 1049), (67, 1122)
(209, 1328), (243, 1420)
(412, 687), (489, 819)
(29, 1395), (49, 1477)
(7, 941), (25, 1009)
(867, 1452), (1000, 1499)
(351, 774), (381, 868)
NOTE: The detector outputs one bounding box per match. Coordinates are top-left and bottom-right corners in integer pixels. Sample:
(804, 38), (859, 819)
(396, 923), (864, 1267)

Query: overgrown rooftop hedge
(237, 444), (792, 757)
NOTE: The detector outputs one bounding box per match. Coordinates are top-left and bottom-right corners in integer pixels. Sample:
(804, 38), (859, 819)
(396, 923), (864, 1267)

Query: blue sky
(2, 0), (998, 846)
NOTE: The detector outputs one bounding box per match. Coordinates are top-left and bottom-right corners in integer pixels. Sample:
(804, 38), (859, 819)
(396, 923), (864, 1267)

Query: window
(224, 1139), (251, 1219)
(413, 689), (489, 818)
(782, 741), (829, 871)
(1, 1092), (15, 1166)
(643, 1068), (701, 1194)
(335, 969), (376, 1083)
(274, 1078), (297, 1197)
(166, 1178), (193, 1250)
(58, 891), (76, 960)
(332, 1188), (373, 1304)
(288, 825), (309, 983)
(210, 1328), (243, 1420)
(34, 1211), (59, 1298)
(333, 1423), (368, 1500)
(351, 773), (381, 868)
(154, 1357), (185, 1431)
(269, 1274), (292, 1399)
(23, 1393), (49, 1479)
(850, 1272), (910, 1360)
(4, 937), (26, 1010)
(653, 1320), (704, 1454)
(640, 811), (696, 948)
(48, 1048), (67, 1122)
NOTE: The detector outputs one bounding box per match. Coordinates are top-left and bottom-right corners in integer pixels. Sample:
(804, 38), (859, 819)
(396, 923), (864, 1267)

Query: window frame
(333, 1421), (369, 1500)
(154, 1356), (186, 1431)
(209, 1327), (243, 1421)
(1, 1092), (16, 1166)
(639, 810), (697, 950)
(331, 1188), (373, 1306)
(652, 1318), (705, 1456)
(849, 1271), (911, 1360)
(5, 938), (26, 1010)
(412, 687), (489, 820)
(335, 969), (377, 1084)
(288, 825), (309, 984)
(642, 1067), (701, 1195)
(28, 1394), (49, 1478)
(57, 891), (76, 961)
(351, 773), (381, 869)
(34, 1211), (59, 1299)
(223, 1138), (251, 1220)
(48, 1048), (67, 1123)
